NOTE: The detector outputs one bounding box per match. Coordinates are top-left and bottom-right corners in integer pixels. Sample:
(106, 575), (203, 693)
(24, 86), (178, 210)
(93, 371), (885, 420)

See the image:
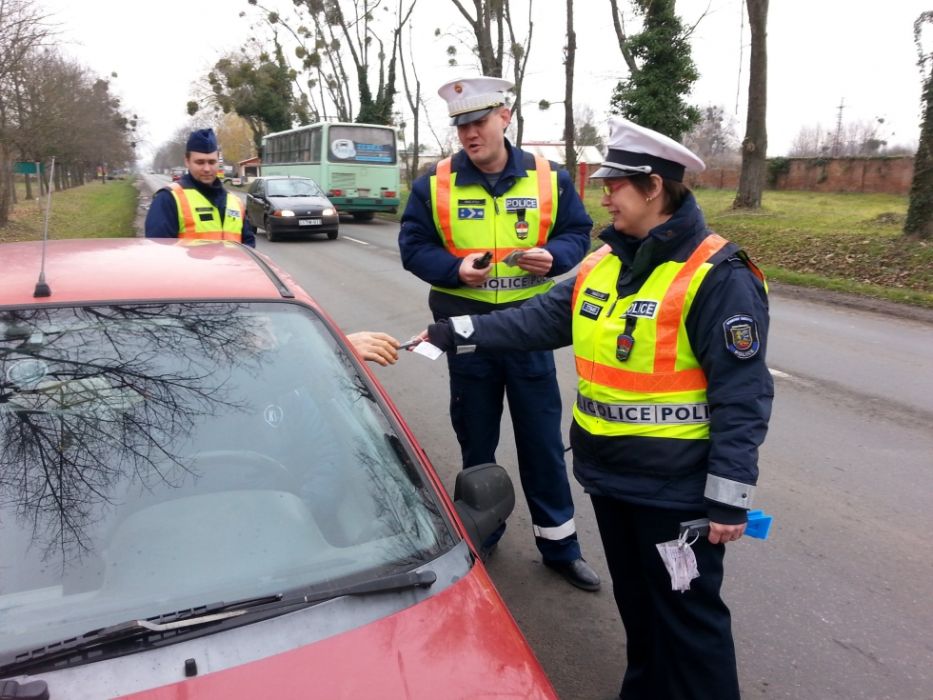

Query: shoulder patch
(723, 314), (760, 359)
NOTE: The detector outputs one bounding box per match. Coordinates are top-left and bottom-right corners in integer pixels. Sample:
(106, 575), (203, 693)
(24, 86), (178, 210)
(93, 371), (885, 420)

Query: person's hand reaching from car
(347, 331), (400, 365)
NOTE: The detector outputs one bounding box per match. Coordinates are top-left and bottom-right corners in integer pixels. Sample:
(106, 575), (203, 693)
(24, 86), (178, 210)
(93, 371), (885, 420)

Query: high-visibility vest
(429, 155), (558, 305)
(570, 234), (733, 439)
(168, 183), (244, 243)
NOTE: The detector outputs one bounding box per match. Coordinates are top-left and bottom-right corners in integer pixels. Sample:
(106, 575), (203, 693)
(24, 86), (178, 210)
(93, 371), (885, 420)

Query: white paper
(411, 341), (444, 360)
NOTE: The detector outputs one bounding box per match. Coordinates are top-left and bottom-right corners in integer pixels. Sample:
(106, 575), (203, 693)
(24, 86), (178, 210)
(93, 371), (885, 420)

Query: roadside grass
(0, 178), (137, 244)
(386, 185), (930, 308)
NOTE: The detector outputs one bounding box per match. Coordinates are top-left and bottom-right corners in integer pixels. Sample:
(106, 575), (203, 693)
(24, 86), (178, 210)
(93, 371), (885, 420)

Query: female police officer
(422, 117), (773, 700)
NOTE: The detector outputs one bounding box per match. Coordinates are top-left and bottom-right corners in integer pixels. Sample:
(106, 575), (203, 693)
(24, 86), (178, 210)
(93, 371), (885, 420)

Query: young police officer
(145, 128), (255, 247)
(398, 76), (600, 591)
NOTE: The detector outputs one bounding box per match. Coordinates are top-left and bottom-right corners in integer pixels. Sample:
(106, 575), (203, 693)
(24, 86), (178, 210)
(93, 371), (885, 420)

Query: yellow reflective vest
(168, 183), (244, 243)
(429, 155), (558, 305)
(570, 234), (731, 440)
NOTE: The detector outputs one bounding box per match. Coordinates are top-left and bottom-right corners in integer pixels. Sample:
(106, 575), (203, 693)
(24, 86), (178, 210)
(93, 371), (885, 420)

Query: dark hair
(625, 173), (691, 215)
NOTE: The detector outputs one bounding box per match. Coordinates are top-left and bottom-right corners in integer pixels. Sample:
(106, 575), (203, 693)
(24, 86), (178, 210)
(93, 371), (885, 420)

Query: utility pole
(831, 98), (845, 157)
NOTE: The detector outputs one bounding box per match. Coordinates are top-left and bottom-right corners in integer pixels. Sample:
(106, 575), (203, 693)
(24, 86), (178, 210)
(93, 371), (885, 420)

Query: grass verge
(384, 186), (931, 309)
(0, 178), (137, 243)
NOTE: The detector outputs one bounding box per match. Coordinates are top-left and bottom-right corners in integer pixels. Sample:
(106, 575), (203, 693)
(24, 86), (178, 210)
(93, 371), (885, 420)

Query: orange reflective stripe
(178, 230), (242, 242)
(575, 356), (709, 393)
(653, 234), (728, 373)
(435, 157), (454, 249)
(571, 245), (612, 311)
(170, 183), (196, 233)
(534, 156), (552, 246)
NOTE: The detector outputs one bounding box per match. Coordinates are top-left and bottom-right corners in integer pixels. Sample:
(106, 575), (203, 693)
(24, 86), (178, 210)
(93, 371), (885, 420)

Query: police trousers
(590, 495), (741, 700)
(448, 347), (580, 562)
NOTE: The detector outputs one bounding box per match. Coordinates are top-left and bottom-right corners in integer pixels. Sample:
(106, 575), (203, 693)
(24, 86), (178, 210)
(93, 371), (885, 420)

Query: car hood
(17, 566), (555, 700)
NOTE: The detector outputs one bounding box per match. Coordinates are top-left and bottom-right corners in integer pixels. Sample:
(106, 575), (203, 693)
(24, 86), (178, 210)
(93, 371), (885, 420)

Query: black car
(246, 176), (339, 242)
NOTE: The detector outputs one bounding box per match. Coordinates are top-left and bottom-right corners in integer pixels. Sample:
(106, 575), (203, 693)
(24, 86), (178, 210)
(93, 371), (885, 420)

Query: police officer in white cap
(398, 77), (600, 591)
(421, 116), (773, 699)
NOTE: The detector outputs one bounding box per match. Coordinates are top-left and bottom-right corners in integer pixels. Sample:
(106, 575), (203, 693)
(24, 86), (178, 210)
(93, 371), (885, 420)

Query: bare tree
(503, 1), (533, 147)
(0, 0), (53, 223)
(733, 0), (768, 209)
(563, 0), (576, 183)
(449, 0), (506, 76)
(397, 1), (424, 183)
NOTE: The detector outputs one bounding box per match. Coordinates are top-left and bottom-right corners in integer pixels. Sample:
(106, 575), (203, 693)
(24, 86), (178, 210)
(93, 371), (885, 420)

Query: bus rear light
(383, 191), (396, 198)
(328, 189), (344, 197)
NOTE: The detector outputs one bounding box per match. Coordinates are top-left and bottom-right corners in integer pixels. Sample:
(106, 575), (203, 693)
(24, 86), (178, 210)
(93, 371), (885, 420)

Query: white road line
(770, 368), (793, 379)
(343, 236), (369, 245)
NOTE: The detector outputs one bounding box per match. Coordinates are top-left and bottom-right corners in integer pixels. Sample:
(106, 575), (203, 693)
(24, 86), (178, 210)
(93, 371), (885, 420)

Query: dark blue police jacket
(444, 193), (774, 522)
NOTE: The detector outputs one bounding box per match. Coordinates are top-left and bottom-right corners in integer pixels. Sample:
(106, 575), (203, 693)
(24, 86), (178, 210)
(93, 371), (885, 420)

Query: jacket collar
(598, 192), (707, 264)
(180, 173), (224, 199)
(450, 139), (528, 195)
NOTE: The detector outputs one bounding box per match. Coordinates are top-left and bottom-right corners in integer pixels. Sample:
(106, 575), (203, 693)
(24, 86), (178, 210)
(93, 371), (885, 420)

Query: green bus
(260, 122), (401, 221)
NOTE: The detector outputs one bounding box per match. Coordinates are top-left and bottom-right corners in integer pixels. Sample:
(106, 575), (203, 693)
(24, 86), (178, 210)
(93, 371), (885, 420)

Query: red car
(0, 239), (557, 699)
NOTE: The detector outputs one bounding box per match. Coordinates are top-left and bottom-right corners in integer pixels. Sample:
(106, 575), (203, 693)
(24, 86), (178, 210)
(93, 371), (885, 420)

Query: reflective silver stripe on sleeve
(576, 394), (710, 424)
(532, 518), (576, 541)
(478, 275), (548, 291)
(451, 315), (474, 339)
(704, 475), (755, 509)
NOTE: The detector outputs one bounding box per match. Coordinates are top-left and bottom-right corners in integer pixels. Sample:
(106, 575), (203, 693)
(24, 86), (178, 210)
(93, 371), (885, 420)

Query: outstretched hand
(347, 331), (400, 366)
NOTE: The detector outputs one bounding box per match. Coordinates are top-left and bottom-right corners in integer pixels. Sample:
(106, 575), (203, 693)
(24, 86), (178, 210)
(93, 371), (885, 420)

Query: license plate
(298, 219), (322, 226)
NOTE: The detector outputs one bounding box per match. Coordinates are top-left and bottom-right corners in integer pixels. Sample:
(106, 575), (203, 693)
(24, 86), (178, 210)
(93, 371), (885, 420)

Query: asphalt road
(139, 178), (933, 700)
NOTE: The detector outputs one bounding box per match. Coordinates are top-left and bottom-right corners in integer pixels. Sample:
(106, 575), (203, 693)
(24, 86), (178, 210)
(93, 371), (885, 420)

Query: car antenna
(33, 156), (55, 298)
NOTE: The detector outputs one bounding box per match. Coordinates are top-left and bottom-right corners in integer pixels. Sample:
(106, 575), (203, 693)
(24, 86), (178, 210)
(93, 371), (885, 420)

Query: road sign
(14, 162), (43, 175)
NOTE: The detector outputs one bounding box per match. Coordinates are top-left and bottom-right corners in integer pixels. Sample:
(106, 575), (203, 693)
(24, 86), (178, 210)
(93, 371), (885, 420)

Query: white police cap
(438, 76), (513, 126)
(591, 116), (705, 182)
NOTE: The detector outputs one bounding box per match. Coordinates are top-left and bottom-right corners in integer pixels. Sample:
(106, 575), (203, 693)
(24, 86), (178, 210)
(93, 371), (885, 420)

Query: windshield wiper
(285, 568), (437, 606)
(0, 570), (436, 677)
(0, 593), (282, 677)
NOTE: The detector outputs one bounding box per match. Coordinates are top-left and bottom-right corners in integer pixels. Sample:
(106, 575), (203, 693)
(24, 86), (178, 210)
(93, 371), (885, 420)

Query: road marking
(770, 369), (792, 379)
(343, 236), (369, 245)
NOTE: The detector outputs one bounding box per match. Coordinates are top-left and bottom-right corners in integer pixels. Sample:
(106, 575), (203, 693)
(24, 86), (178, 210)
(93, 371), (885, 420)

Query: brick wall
(685, 156), (913, 194)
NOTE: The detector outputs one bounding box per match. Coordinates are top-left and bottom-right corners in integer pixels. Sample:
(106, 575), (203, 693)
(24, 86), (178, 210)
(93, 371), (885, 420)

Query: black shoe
(543, 557), (601, 592)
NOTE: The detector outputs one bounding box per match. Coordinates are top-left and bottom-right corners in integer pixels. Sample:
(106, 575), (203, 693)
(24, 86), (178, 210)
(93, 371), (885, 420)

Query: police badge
(723, 314), (760, 359)
(514, 209), (529, 240)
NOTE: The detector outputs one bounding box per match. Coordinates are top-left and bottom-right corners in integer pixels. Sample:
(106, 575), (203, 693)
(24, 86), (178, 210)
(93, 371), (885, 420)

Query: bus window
(328, 126), (396, 165)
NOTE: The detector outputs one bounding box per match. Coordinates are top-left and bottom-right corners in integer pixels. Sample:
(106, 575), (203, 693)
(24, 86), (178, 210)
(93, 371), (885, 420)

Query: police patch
(505, 197), (538, 211)
(226, 208), (240, 219)
(723, 314), (760, 359)
(583, 287), (610, 301)
(625, 300), (658, 319)
(579, 300), (602, 320)
(457, 207), (485, 220)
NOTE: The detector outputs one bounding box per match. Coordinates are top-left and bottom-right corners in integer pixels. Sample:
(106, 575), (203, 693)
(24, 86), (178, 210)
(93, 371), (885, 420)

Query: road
(140, 177), (933, 699)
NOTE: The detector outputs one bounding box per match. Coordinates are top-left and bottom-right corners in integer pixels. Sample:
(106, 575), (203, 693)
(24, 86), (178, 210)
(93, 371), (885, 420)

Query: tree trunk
(733, 0), (768, 209)
(905, 14), (933, 239)
(563, 0), (576, 184)
(0, 150), (10, 226)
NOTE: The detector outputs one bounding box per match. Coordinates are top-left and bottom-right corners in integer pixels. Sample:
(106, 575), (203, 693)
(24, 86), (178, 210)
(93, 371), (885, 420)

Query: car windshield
(0, 301), (453, 656)
(266, 179), (323, 197)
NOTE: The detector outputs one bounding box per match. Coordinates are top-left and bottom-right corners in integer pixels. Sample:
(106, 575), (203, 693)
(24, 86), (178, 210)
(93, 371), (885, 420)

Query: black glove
(427, 319), (456, 352)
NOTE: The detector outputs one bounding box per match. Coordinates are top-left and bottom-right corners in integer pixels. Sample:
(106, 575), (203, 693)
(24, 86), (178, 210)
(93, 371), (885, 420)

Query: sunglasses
(601, 180), (627, 196)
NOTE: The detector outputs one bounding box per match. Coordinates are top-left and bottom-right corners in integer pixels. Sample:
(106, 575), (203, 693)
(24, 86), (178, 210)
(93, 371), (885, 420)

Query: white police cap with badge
(591, 117), (705, 183)
(438, 76), (513, 126)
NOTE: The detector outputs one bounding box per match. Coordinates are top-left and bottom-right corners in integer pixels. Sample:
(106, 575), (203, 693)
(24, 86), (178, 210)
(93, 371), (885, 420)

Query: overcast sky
(40, 0), (929, 163)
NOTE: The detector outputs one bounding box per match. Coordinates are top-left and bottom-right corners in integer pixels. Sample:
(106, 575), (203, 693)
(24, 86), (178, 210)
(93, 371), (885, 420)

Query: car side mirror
(453, 464), (514, 552)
